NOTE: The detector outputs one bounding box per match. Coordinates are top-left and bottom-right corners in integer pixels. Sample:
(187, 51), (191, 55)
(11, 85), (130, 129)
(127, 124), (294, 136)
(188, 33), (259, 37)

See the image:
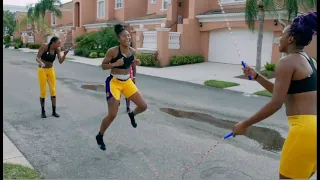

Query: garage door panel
(209, 28), (273, 66)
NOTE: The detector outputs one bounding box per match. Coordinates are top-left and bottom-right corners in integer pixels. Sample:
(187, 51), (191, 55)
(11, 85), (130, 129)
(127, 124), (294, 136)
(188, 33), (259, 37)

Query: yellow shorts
(105, 75), (138, 101)
(280, 115), (317, 179)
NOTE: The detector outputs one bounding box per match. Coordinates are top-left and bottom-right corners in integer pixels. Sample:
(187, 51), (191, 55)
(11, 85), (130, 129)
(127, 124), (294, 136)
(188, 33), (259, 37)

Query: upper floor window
(115, 0), (123, 9)
(97, 0), (105, 18)
(51, 13), (56, 25)
(151, 0), (156, 3)
(162, 0), (169, 10)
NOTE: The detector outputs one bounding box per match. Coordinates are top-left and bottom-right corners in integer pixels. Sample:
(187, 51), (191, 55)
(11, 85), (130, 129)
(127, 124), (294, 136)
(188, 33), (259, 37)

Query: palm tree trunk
(255, 8), (265, 71)
(42, 15), (46, 43)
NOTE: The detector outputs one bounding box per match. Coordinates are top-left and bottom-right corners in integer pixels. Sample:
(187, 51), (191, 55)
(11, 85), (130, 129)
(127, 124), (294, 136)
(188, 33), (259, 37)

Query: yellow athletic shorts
(105, 75), (138, 101)
(280, 115), (317, 179)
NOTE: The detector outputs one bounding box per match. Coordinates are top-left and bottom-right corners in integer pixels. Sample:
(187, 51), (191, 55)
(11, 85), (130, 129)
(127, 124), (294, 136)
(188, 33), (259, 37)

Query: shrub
(13, 38), (23, 48)
(28, 43), (41, 49)
(99, 53), (105, 57)
(89, 52), (98, 58)
(4, 35), (11, 44)
(24, 43), (29, 48)
(137, 53), (158, 66)
(170, 54), (205, 66)
(74, 27), (118, 58)
(264, 62), (276, 71)
(74, 47), (91, 57)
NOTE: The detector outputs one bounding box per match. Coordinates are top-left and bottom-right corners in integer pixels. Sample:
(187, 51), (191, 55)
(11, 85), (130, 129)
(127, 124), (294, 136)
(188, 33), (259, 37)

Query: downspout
(278, 12), (286, 57)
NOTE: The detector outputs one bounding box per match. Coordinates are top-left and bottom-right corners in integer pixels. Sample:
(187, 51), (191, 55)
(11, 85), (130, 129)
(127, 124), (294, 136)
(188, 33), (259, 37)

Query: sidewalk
(17, 48), (273, 94)
(3, 132), (34, 169)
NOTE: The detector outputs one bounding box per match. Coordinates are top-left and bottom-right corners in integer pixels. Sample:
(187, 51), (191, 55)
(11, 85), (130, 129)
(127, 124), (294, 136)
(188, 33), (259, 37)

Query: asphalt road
(4, 49), (289, 179)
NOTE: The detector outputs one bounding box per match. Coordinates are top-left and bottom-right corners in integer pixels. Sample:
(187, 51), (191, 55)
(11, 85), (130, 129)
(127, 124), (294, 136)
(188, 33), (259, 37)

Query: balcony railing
(142, 31), (157, 49)
(168, 32), (180, 49)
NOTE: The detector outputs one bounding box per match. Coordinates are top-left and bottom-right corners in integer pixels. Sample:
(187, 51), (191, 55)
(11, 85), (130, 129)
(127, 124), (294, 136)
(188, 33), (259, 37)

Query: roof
(127, 13), (167, 21)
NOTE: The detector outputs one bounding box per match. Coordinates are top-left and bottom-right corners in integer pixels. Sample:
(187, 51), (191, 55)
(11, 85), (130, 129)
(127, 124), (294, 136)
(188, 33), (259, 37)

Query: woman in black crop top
(96, 24), (147, 151)
(36, 36), (69, 119)
(233, 12), (317, 179)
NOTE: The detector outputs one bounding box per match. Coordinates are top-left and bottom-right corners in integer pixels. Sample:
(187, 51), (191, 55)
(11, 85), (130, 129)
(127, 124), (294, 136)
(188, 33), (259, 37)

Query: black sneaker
(41, 111), (47, 118)
(128, 112), (137, 128)
(96, 133), (106, 151)
(52, 112), (60, 118)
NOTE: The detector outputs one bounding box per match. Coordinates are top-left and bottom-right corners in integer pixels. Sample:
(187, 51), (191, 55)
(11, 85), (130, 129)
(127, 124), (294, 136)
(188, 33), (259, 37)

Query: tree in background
(3, 10), (16, 35)
(245, 0), (316, 71)
(32, 0), (63, 42)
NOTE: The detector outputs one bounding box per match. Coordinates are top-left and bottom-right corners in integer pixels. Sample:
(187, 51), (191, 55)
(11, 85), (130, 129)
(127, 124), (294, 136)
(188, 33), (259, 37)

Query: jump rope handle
(223, 132), (234, 139)
(241, 61), (252, 80)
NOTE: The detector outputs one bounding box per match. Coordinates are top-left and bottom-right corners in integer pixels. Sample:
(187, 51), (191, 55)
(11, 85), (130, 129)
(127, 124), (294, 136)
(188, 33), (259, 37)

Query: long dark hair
(289, 11), (317, 47)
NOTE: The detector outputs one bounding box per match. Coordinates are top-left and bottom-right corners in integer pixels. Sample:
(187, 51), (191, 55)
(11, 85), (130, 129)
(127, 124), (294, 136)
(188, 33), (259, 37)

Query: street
(4, 49), (288, 179)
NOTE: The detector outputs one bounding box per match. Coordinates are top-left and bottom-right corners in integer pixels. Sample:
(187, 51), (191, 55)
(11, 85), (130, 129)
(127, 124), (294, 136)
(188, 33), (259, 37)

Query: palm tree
(33, 0), (63, 42)
(245, 0), (316, 71)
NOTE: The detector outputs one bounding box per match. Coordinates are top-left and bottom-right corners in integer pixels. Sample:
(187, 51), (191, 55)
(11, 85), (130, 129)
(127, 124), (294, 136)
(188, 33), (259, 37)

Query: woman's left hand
(64, 48), (70, 55)
(135, 59), (141, 66)
(233, 121), (248, 136)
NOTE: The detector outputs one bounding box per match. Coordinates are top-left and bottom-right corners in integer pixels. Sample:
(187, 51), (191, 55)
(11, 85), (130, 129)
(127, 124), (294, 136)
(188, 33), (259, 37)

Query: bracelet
(254, 73), (259, 80)
(132, 77), (136, 79)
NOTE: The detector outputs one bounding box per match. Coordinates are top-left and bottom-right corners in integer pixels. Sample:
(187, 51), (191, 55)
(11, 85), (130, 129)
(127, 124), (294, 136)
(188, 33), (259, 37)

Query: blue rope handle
(241, 61), (252, 80)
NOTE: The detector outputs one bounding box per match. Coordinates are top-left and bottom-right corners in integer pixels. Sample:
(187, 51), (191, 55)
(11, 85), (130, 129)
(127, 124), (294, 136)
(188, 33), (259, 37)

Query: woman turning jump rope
(233, 11), (317, 179)
(96, 24), (147, 151)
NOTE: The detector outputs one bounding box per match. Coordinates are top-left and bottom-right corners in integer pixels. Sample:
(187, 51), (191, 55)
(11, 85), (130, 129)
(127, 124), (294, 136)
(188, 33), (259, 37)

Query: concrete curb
(3, 132), (34, 169)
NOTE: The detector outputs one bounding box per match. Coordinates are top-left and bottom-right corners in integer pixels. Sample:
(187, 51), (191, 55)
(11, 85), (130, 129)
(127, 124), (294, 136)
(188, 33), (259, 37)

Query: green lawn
(254, 90), (272, 97)
(65, 57), (75, 60)
(204, 80), (239, 89)
(4, 163), (42, 179)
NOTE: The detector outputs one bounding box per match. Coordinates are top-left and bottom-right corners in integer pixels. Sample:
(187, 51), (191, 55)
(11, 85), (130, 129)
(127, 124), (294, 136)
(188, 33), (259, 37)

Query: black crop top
(40, 44), (57, 63)
(287, 52), (317, 94)
(110, 47), (135, 69)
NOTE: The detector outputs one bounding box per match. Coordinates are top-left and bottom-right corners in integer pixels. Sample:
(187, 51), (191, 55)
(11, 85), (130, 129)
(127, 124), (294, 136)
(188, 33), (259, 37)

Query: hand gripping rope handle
(241, 61), (253, 80)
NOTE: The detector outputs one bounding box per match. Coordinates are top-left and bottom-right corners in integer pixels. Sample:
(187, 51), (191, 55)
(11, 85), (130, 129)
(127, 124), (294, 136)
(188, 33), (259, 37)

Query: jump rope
(40, 2), (251, 176)
(133, 1), (257, 178)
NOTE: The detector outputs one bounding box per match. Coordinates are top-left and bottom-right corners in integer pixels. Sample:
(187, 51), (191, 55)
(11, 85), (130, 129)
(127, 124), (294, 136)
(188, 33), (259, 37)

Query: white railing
(27, 36), (35, 43)
(169, 32), (180, 49)
(142, 31), (157, 49)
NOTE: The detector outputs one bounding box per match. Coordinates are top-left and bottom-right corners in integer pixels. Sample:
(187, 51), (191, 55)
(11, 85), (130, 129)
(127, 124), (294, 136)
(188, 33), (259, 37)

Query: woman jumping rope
(36, 36), (70, 118)
(233, 11), (317, 179)
(96, 24), (147, 151)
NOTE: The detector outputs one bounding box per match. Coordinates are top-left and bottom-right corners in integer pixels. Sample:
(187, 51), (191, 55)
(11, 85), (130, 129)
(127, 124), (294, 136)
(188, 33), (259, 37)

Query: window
(51, 13), (56, 25)
(151, 0), (156, 3)
(97, 0), (105, 18)
(162, 0), (169, 10)
(116, 0), (123, 9)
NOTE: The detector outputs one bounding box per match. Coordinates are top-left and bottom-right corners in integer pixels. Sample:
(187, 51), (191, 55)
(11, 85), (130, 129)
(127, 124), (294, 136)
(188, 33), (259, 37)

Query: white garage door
(208, 28), (273, 66)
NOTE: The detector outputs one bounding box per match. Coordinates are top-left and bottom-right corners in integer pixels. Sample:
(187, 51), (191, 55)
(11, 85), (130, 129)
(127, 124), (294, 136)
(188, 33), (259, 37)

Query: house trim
(126, 18), (166, 26)
(219, 0), (246, 6)
(83, 22), (117, 29)
(196, 10), (288, 22)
